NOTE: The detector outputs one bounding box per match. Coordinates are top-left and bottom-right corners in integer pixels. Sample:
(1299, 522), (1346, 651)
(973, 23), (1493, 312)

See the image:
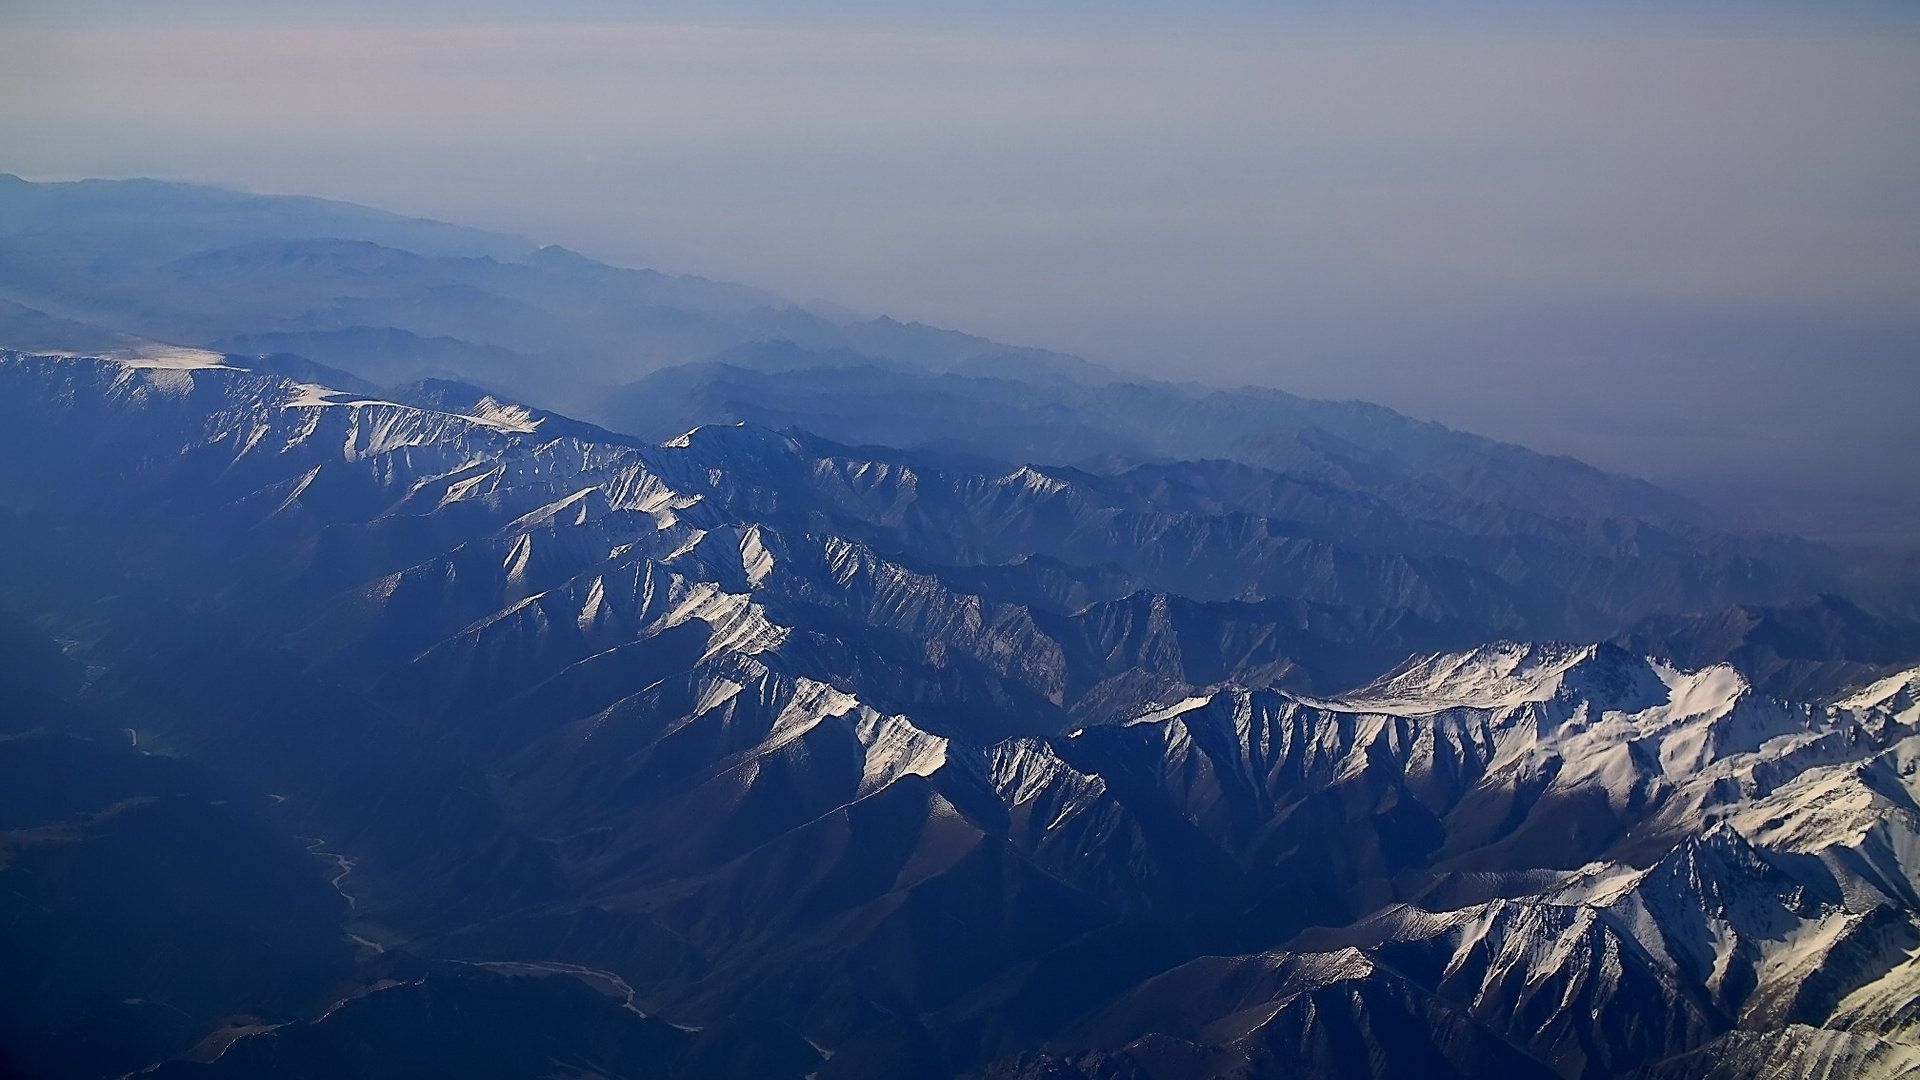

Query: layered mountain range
(2, 173), (1918, 1080)
(0, 345), (1917, 1079)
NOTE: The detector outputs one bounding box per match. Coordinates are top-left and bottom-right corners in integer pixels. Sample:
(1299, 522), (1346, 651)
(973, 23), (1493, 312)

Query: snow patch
(740, 525), (775, 588)
(1841, 668), (1920, 728)
(851, 711), (949, 795)
(465, 396), (541, 434)
(1125, 695), (1216, 727)
(112, 345), (236, 371)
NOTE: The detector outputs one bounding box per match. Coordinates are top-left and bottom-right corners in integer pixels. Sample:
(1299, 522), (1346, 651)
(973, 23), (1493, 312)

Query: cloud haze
(2, 6), (1916, 536)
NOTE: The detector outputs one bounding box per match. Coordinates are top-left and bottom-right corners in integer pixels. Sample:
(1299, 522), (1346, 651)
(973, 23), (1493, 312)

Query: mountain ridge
(0, 347), (1916, 1077)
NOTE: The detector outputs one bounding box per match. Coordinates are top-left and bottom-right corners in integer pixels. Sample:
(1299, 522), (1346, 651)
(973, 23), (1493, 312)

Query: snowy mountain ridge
(1, 347), (1918, 1079)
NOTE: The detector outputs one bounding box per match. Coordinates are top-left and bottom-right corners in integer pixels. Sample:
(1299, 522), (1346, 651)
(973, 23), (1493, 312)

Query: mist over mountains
(1, 176), (1919, 1079)
(3, 170), (1916, 546)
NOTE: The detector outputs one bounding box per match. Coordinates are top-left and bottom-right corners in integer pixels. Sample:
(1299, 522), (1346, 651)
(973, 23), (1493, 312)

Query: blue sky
(2, 2), (1917, 534)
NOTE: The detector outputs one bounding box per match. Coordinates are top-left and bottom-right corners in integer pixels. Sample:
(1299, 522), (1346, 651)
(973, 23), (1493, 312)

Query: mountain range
(1, 175), (1918, 1079)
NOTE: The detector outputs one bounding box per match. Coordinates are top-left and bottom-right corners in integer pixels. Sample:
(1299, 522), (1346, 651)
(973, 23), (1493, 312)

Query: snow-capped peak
(1837, 667), (1920, 728)
(1335, 640), (1672, 715)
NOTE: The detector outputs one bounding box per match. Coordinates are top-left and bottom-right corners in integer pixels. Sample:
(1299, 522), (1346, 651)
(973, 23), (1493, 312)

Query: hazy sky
(3, 2), (1917, 537)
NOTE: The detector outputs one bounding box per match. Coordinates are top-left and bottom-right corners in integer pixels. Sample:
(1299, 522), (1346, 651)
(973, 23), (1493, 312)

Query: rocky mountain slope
(0, 348), (1915, 1078)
